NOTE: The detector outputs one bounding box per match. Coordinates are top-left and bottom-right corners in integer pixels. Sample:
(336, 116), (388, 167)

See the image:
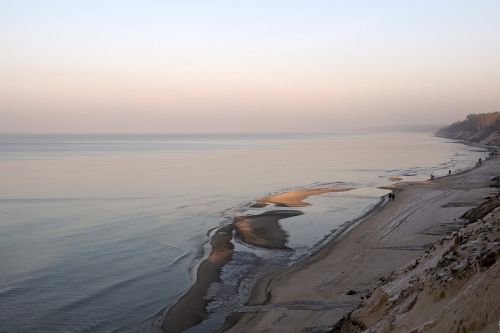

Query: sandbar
(162, 225), (234, 333)
(254, 187), (354, 207)
(234, 210), (303, 249)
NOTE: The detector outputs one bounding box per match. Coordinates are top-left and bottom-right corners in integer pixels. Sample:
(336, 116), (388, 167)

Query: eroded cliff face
(436, 112), (500, 146)
(333, 195), (500, 333)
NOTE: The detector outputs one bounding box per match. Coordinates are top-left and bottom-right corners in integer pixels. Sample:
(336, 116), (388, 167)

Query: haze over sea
(0, 132), (486, 332)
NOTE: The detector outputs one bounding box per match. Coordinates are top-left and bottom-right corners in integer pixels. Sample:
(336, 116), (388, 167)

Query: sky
(1, 0), (499, 133)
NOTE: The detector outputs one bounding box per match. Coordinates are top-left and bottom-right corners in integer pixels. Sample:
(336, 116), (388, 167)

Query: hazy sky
(1, 1), (499, 133)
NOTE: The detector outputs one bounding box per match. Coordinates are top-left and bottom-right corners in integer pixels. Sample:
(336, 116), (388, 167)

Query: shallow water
(0, 132), (487, 332)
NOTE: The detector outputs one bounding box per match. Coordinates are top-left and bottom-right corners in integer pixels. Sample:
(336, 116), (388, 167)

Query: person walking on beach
(448, 170), (451, 175)
(430, 174), (435, 181)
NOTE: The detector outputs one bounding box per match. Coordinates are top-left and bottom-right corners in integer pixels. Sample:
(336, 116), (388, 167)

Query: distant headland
(436, 112), (500, 146)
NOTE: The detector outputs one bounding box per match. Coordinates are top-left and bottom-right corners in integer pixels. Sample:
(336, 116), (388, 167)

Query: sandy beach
(222, 157), (499, 332)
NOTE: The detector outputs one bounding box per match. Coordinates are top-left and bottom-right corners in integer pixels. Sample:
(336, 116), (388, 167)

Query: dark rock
(479, 251), (496, 267)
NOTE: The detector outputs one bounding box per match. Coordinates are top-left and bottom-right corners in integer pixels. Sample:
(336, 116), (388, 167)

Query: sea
(0, 132), (487, 333)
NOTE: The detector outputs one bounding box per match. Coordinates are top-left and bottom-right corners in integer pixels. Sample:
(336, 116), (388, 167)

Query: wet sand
(234, 210), (303, 249)
(222, 157), (499, 333)
(162, 225), (234, 333)
(253, 187), (353, 207)
(162, 189), (329, 332)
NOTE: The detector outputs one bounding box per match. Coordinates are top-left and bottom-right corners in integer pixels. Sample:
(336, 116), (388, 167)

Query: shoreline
(160, 187), (354, 332)
(159, 145), (491, 333)
(161, 225), (235, 333)
(221, 154), (498, 332)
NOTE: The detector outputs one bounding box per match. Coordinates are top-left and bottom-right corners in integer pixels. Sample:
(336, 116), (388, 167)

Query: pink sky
(1, 1), (499, 133)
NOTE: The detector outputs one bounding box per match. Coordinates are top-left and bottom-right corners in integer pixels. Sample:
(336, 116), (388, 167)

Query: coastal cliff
(436, 112), (500, 146)
(334, 196), (500, 333)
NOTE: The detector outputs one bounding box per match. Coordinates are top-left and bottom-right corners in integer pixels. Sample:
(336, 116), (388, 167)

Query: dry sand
(222, 158), (499, 333)
(253, 188), (353, 207)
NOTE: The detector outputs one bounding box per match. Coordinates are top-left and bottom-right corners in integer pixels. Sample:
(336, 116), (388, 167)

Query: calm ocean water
(0, 133), (487, 332)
